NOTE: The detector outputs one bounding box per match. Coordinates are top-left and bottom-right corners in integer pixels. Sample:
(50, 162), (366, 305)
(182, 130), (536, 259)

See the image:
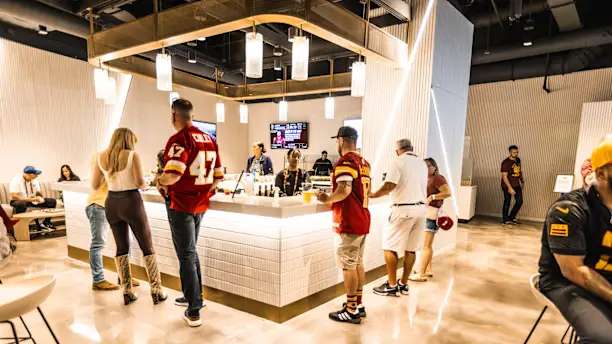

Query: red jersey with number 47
(332, 152), (371, 235)
(163, 125), (223, 214)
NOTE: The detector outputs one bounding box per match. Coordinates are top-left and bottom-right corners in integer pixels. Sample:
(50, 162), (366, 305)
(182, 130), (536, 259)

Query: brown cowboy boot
(114, 255), (138, 305)
(144, 254), (167, 305)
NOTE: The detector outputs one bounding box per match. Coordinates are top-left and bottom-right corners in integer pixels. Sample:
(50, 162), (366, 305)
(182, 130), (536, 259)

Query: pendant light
(169, 91), (180, 105)
(279, 66), (288, 121)
(156, 49), (172, 91)
(351, 59), (366, 97)
(214, 68), (225, 123)
(324, 59), (335, 119)
(240, 73), (249, 124)
(291, 28), (309, 81)
(94, 68), (109, 100)
(245, 24), (263, 79)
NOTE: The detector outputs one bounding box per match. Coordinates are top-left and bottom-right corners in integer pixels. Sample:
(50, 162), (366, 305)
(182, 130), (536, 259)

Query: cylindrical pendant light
(278, 100), (288, 121)
(245, 30), (263, 79)
(169, 91), (180, 105)
(156, 52), (173, 91)
(216, 101), (225, 123)
(291, 35), (309, 81)
(94, 68), (109, 100)
(240, 103), (249, 124)
(324, 96), (335, 120)
(104, 76), (117, 105)
(351, 60), (366, 97)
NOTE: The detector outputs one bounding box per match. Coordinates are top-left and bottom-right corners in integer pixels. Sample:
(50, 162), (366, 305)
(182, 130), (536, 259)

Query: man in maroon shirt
(501, 145), (524, 224)
(157, 99), (223, 327)
(317, 126), (371, 324)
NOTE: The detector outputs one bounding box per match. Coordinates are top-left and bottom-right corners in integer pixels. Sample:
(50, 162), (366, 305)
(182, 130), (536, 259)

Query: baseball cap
(331, 126), (358, 139)
(23, 166), (42, 175)
(591, 135), (612, 170)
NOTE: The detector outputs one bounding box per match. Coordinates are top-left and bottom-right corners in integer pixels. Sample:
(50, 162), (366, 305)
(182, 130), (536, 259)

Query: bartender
(275, 149), (306, 196)
(247, 141), (273, 175)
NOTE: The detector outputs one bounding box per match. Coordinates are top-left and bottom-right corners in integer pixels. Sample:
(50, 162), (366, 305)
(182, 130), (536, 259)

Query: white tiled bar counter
(57, 182), (389, 321)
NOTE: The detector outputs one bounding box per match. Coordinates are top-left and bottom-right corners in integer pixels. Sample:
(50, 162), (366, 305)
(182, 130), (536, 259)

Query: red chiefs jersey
(332, 152), (371, 235)
(163, 125), (223, 214)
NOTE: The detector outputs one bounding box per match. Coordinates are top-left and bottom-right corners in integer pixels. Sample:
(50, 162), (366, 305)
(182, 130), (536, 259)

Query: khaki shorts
(335, 233), (366, 270)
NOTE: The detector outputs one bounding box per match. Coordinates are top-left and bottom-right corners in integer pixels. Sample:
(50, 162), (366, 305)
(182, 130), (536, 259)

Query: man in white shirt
(9, 166), (57, 228)
(370, 139), (428, 297)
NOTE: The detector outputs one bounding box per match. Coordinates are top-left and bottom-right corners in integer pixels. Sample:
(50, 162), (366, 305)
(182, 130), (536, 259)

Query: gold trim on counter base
(68, 245), (397, 323)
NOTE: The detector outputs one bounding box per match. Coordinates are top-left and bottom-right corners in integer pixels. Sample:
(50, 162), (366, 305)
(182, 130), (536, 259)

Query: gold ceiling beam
(88, 0), (407, 67)
(105, 55), (351, 101)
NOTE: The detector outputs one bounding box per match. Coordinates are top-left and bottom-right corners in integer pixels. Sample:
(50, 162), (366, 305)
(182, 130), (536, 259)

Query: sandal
(408, 273), (428, 282)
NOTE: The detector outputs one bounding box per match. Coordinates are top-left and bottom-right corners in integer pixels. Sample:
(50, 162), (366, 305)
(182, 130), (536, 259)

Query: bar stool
(0, 275), (59, 343)
(524, 273), (577, 344)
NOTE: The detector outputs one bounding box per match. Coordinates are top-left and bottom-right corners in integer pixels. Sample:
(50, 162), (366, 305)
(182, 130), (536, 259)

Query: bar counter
(57, 182), (390, 322)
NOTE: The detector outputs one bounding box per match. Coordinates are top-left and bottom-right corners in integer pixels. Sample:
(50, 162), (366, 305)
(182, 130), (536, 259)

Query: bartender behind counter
(247, 141), (274, 175)
(275, 149), (306, 196)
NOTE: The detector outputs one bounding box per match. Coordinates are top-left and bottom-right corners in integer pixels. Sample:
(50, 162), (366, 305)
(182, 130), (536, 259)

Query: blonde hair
(104, 128), (137, 176)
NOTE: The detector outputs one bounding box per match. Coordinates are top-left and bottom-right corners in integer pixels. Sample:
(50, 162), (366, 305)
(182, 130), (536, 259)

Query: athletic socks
(346, 295), (358, 314)
(356, 289), (363, 305)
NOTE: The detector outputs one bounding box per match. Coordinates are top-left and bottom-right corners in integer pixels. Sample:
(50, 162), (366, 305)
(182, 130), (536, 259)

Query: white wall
(574, 101), (612, 187)
(247, 96), (362, 172)
(0, 38), (248, 182)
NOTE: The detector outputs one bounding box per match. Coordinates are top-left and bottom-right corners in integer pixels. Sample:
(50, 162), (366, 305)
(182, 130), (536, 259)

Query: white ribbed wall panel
(573, 101), (612, 187)
(0, 38), (247, 182)
(466, 68), (612, 221)
(362, 0), (436, 184)
(383, 23), (408, 42)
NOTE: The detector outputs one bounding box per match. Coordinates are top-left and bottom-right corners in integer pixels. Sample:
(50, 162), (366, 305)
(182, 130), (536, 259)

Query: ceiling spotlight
(188, 50), (197, 64)
(483, 50), (491, 55)
(523, 41), (533, 47)
(197, 37), (206, 41)
(187, 41), (197, 47)
(273, 46), (283, 57)
(287, 27), (297, 42)
(37, 25), (48, 35)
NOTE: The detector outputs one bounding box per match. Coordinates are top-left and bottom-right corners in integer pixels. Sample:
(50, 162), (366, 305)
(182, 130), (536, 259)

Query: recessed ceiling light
(523, 41), (533, 47)
(197, 37), (206, 41)
(523, 25), (535, 31)
(484, 50), (491, 55)
(38, 25), (48, 35)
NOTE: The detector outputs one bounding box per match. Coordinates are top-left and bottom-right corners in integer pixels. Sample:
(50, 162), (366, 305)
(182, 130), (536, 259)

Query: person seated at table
(313, 150), (333, 176)
(58, 164), (81, 182)
(9, 166), (57, 229)
(538, 137), (612, 342)
(275, 149), (306, 196)
(247, 142), (273, 175)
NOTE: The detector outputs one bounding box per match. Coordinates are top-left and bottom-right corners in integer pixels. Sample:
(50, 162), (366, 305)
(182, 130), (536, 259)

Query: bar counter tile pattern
(64, 191), (389, 308)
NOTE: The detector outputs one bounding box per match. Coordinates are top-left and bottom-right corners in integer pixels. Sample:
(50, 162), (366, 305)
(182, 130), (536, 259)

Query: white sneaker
(183, 310), (202, 327)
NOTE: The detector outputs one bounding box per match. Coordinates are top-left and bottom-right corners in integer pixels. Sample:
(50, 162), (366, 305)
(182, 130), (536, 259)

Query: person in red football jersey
(317, 126), (371, 324)
(157, 99), (224, 327)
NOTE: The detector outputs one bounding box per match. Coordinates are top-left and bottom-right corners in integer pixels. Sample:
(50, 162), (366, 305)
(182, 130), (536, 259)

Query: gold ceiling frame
(88, 0), (407, 100)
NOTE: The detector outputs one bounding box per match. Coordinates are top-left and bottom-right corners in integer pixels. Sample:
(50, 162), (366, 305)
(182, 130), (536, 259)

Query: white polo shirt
(385, 153), (428, 205)
(9, 174), (41, 197)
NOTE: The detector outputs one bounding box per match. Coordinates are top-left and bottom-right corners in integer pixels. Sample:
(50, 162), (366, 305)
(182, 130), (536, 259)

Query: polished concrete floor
(0, 218), (569, 343)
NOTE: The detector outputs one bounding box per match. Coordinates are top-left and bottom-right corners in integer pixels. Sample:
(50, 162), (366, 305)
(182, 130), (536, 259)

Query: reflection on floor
(0, 218), (569, 343)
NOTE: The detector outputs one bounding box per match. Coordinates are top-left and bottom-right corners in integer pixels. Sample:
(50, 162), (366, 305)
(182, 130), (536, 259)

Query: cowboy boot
(144, 254), (167, 305)
(115, 254), (138, 305)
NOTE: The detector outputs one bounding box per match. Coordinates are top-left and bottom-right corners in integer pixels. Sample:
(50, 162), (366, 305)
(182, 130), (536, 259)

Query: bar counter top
(55, 181), (331, 218)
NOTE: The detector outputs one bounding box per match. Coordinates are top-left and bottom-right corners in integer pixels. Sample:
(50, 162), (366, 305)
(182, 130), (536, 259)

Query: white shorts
(383, 206), (426, 253)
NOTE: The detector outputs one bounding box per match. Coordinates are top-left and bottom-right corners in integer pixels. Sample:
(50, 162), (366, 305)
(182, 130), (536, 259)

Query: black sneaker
(342, 302), (366, 318)
(397, 280), (409, 295)
(175, 296), (207, 308)
(329, 307), (361, 324)
(503, 220), (513, 225)
(373, 282), (399, 297)
(183, 310), (202, 327)
(511, 219), (521, 225)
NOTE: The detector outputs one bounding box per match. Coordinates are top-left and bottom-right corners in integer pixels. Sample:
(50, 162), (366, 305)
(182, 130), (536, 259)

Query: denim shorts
(425, 218), (439, 233)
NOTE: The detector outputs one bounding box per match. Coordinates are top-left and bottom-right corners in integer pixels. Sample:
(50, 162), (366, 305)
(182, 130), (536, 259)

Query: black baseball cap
(331, 126), (358, 139)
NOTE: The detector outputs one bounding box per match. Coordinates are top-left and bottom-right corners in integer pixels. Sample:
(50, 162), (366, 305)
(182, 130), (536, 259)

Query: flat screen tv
(270, 122), (309, 149)
(193, 120), (217, 141)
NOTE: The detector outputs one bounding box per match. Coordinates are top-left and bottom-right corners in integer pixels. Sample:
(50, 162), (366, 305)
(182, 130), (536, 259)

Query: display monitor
(270, 122), (309, 149)
(193, 120), (217, 141)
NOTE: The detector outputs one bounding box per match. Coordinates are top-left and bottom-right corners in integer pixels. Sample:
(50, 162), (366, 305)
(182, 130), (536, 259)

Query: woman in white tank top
(91, 128), (167, 306)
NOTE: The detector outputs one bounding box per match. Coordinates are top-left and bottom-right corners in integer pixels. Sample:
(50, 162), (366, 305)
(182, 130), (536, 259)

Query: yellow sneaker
(92, 280), (120, 291)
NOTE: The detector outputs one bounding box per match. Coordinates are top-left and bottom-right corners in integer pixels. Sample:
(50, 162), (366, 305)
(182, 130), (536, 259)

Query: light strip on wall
(371, 0), (436, 171)
(431, 87), (459, 214)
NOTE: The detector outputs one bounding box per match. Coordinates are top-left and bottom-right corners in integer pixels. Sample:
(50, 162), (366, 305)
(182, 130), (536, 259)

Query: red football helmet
(437, 216), (454, 230)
